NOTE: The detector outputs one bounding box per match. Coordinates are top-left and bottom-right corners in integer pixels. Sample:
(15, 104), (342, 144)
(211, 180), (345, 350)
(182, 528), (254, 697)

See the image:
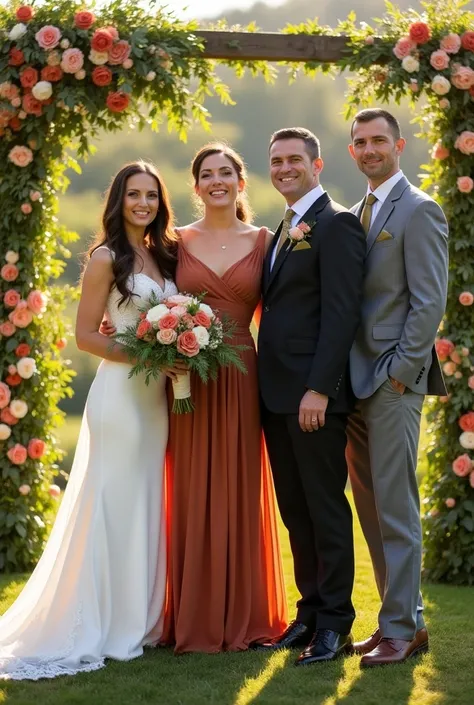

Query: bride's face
(195, 153), (244, 211)
(122, 173), (159, 231)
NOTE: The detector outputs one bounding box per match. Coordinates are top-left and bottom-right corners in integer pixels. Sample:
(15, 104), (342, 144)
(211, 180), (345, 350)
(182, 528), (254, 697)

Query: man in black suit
(257, 127), (366, 665)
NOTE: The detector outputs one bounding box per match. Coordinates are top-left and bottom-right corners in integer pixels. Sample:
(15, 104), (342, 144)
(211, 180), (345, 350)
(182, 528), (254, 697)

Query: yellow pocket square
(292, 240), (312, 251)
(375, 230), (394, 243)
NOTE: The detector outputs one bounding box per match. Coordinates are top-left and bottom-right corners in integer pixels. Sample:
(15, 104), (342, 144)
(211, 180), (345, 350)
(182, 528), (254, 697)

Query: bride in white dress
(0, 161), (182, 680)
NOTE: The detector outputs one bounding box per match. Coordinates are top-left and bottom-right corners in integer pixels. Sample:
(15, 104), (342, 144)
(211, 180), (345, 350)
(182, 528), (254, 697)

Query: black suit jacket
(258, 192), (366, 415)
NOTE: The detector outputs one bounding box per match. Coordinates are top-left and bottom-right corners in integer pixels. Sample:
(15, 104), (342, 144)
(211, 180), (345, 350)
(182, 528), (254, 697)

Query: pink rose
(4, 289), (21, 308)
(49, 484), (61, 498)
(29, 190), (41, 201)
(468, 376), (474, 390)
(459, 412), (474, 432)
(8, 365), (17, 375)
(450, 350), (462, 364)
(455, 131), (474, 155)
(21, 203), (32, 215)
(288, 226), (304, 242)
(158, 313), (179, 330)
(8, 145), (33, 168)
(0, 322), (16, 337)
(107, 40), (131, 65)
(122, 59), (133, 70)
(430, 50), (450, 71)
(455, 371), (463, 380)
(7, 443), (28, 465)
(457, 177), (474, 194)
(432, 142), (450, 160)
(0, 382), (11, 409)
(170, 305), (187, 317)
(18, 484), (31, 495)
(365, 36), (375, 45)
(459, 291), (474, 305)
(28, 438), (46, 459)
(440, 33), (462, 54)
(26, 289), (47, 314)
(35, 25), (62, 50)
(166, 294), (193, 306)
(445, 498), (456, 508)
(443, 361), (457, 376)
(177, 331), (200, 357)
(180, 313), (195, 330)
(452, 453), (472, 477)
(60, 48), (84, 74)
(157, 328), (177, 345)
(451, 66), (474, 90)
(409, 21), (431, 45)
(0, 408), (19, 425)
(9, 307), (33, 328)
(136, 319), (152, 339)
(104, 26), (119, 41)
(74, 10), (95, 30)
(193, 311), (211, 329)
(436, 338), (455, 361)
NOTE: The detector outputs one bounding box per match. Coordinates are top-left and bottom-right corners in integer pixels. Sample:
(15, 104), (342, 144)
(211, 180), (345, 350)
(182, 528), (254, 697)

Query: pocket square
(375, 229), (394, 243)
(293, 241), (311, 251)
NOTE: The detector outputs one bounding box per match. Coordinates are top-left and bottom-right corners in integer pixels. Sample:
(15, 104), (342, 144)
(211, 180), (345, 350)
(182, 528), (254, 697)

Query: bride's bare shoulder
(175, 221), (203, 244)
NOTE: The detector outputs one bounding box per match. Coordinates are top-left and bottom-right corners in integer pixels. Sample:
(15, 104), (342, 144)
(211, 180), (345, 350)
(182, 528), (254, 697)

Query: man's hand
(389, 376), (406, 395)
(299, 390), (328, 432)
(100, 318), (116, 337)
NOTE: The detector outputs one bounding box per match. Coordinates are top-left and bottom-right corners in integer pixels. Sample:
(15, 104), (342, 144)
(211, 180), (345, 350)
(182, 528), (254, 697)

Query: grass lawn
(1, 496), (472, 705)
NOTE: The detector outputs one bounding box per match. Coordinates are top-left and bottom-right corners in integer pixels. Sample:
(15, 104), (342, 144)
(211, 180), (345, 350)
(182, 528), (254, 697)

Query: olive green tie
(360, 193), (377, 235)
(275, 208), (296, 258)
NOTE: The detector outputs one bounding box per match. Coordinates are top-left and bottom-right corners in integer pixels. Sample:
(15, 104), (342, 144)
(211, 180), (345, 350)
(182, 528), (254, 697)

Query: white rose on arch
(32, 81), (53, 101)
(9, 23), (27, 41)
(17, 357), (37, 379)
(459, 431), (474, 450)
(193, 326), (210, 349)
(401, 56), (420, 73)
(431, 75), (451, 95)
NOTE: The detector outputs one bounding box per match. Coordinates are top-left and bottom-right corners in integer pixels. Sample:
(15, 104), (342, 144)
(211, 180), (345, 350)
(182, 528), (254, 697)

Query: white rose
(9, 23), (27, 41)
(89, 50), (108, 66)
(10, 399), (28, 419)
(0, 424), (11, 441)
(193, 326), (210, 349)
(60, 38), (70, 49)
(17, 357), (37, 379)
(401, 56), (420, 73)
(5, 250), (19, 264)
(146, 71), (156, 81)
(431, 75), (451, 95)
(198, 303), (214, 319)
(32, 81), (53, 101)
(146, 304), (169, 325)
(460, 431), (474, 449)
(75, 69), (86, 80)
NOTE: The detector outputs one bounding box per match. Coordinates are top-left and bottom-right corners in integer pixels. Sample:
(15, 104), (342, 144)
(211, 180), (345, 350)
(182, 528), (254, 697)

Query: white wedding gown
(0, 269), (177, 680)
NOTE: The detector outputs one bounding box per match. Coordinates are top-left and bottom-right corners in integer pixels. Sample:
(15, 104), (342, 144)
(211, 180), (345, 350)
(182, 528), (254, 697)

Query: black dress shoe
(252, 621), (313, 651)
(295, 629), (353, 666)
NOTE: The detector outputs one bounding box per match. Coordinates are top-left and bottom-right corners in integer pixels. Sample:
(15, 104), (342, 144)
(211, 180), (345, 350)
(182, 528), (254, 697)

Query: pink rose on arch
(9, 307), (33, 328)
(435, 338), (455, 361)
(27, 289), (47, 314)
(29, 190), (41, 201)
(8, 365), (17, 376)
(193, 311), (211, 329)
(177, 331), (200, 357)
(430, 50), (450, 71)
(104, 26), (119, 41)
(393, 36), (416, 59)
(60, 48), (85, 74)
(35, 25), (62, 50)
(451, 66), (474, 90)
(8, 145), (33, 168)
(27, 438), (46, 459)
(468, 376), (474, 390)
(445, 497), (456, 508)
(443, 361), (457, 376)
(432, 142), (450, 160)
(450, 350), (462, 364)
(455, 131), (474, 155)
(440, 33), (462, 54)
(21, 203), (32, 215)
(4, 289), (21, 308)
(0, 382), (11, 409)
(0, 407), (19, 425)
(74, 10), (96, 30)
(459, 411), (474, 432)
(459, 291), (474, 306)
(7, 443), (28, 465)
(19, 484), (31, 496)
(158, 313), (179, 330)
(457, 177), (474, 194)
(452, 453), (472, 477)
(157, 328), (177, 345)
(107, 40), (131, 65)
(0, 321), (16, 337)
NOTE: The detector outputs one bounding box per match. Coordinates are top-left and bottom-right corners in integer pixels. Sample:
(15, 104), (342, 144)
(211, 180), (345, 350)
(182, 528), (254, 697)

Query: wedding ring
(311, 417), (317, 423)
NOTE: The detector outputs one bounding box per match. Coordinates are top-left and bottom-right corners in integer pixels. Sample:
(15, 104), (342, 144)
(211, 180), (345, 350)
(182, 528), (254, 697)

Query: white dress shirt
(366, 170), (404, 228)
(271, 185), (325, 268)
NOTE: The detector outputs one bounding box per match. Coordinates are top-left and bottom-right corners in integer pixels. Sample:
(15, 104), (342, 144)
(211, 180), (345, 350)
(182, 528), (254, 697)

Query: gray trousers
(346, 379), (425, 639)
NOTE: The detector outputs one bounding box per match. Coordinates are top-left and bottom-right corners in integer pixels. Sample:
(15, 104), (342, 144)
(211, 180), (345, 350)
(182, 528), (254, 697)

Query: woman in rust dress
(163, 144), (287, 654)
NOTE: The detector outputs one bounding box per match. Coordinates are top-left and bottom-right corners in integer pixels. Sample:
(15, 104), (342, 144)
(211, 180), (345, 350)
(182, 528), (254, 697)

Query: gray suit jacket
(350, 175), (448, 399)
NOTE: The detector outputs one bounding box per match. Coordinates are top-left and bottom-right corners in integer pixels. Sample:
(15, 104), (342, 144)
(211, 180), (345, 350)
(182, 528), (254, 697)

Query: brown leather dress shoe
(353, 628), (381, 655)
(361, 628), (429, 668)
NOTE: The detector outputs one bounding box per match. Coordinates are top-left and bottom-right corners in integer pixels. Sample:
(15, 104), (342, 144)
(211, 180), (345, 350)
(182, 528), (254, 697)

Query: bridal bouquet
(115, 293), (247, 413)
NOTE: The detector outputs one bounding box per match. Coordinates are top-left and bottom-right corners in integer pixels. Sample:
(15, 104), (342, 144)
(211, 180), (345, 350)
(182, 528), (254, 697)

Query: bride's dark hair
(88, 161), (177, 306)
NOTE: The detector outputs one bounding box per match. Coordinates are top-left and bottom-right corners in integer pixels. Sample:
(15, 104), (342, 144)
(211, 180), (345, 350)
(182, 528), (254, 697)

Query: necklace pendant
(221, 245), (226, 250)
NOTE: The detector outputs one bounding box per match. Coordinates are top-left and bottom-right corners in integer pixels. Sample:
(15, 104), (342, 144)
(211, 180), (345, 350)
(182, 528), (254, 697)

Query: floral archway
(0, 0), (473, 582)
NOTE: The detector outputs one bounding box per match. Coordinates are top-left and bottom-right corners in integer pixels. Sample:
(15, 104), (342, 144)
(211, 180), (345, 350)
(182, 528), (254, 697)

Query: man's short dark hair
(269, 127), (321, 161)
(351, 109), (402, 141)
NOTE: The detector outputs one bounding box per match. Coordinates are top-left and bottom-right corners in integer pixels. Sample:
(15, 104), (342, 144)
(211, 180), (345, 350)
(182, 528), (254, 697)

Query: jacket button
(263, 305), (270, 312)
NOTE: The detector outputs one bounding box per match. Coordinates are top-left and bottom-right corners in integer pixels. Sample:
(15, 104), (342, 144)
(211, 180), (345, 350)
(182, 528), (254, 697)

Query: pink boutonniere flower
(288, 220), (314, 244)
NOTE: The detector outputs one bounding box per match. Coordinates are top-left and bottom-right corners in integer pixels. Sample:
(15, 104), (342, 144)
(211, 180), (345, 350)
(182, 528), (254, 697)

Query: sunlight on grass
(234, 651), (290, 704)
(408, 660), (443, 705)
(321, 658), (363, 705)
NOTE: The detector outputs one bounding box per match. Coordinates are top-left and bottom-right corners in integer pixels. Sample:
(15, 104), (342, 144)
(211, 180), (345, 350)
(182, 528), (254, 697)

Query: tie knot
(284, 208), (296, 224)
(366, 193), (377, 206)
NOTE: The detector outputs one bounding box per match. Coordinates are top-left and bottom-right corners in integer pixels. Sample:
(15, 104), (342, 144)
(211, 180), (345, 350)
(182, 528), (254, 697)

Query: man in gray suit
(346, 108), (448, 667)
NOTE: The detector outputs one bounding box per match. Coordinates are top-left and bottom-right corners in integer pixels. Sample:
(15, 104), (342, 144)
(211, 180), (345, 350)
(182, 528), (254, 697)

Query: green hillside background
(59, 0), (429, 414)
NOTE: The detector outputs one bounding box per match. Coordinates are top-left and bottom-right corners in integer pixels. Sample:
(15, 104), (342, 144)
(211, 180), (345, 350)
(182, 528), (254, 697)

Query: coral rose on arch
(41, 65), (63, 82)
(20, 67), (39, 89)
(108, 40), (131, 65)
(28, 438), (46, 459)
(459, 291), (474, 305)
(7, 443), (28, 465)
(0, 407), (19, 425)
(4, 290), (21, 308)
(457, 177), (473, 194)
(455, 131), (474, 155)
(6, 374), (22, 387)
(0, 382), (11, 410)
(106, 91), (130, 113)
(435, 337), (455, 361)
(452, 454), (472, 477)
(74, 10), (96, 30)
(0, 322), (16, 337)
(461, 31), (474, 52)
(27, 289), (47, 314)
(1, 263), (19, 281)
(92, 66), (112, 87)
(8, 145), (33, 167)
(91, 29), (114, 53)
(9, 307), (33, 328)
(459, 412), (474, 433)
(409, 21), (431, 44)
(16, 6), (34, 22)
(22, 93), (43, 116)
(8, 47), (25, 66)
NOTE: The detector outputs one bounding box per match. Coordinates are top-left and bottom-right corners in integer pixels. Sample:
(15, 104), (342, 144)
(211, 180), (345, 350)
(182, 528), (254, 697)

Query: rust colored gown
(163, 228), (288, 654)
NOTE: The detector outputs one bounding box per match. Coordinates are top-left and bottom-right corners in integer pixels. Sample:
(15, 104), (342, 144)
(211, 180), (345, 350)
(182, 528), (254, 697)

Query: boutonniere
(288, 220), (315, 245)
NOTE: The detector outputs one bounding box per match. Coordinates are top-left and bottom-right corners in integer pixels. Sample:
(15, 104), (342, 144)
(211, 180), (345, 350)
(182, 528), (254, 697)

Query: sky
(164, 0), (285, 20)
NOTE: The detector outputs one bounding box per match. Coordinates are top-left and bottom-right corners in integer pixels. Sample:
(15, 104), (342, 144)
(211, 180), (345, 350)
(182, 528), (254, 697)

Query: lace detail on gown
(0, 266), (177, 681)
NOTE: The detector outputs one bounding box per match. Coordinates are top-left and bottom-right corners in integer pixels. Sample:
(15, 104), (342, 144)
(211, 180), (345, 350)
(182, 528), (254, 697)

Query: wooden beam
(194, 31), (350, 63)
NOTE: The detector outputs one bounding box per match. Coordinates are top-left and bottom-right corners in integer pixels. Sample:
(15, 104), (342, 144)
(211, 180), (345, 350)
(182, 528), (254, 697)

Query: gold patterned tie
(275, 208), (296, 258)
(360, 193), (377, 235)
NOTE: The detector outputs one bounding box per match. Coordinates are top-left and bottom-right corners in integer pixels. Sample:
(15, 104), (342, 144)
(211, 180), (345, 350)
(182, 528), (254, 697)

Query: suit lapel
(264, 192), (330, 295)
(263, 223), (282, 292)
(366, 176), (410, 254)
